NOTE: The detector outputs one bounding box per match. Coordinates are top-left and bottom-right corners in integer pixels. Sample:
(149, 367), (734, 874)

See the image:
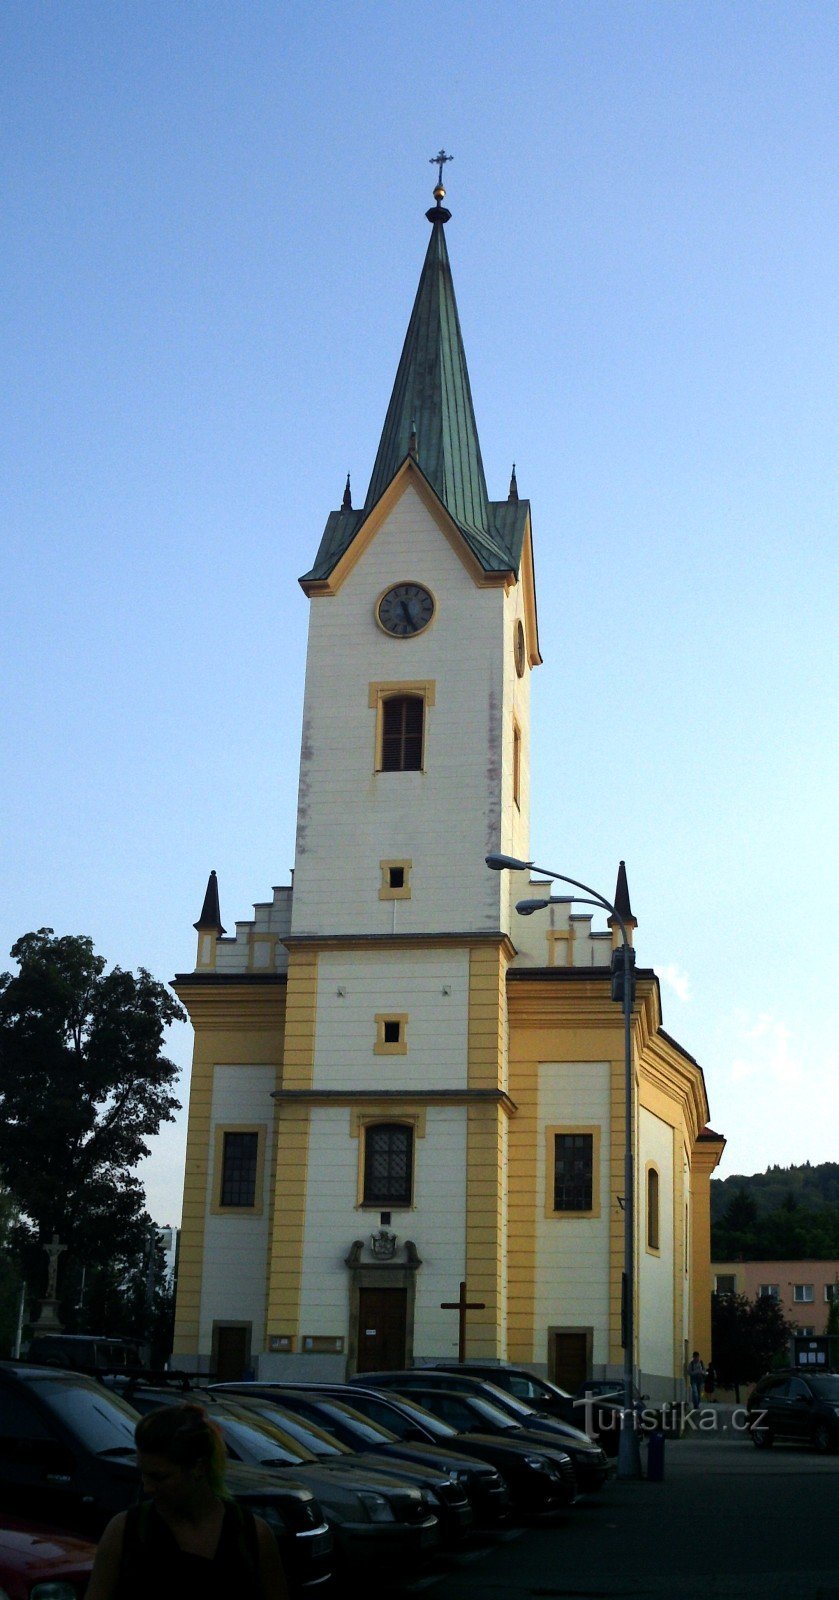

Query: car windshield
(301, 1399), (398, 1446)
(807, 1377), (839, 1401)
(390, 1394), (459, 1439)
(461, 1395), (523, 1428)
(237, 1400), (349, 1458)
(215, 1412), (307, 1466)
(33, 1378), (139, 1455)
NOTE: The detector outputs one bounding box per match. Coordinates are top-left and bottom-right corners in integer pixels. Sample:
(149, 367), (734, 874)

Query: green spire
(364, 208), (490, 538)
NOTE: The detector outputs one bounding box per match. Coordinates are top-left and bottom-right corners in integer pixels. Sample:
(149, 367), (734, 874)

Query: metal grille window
(363, 1123), (413, 1206)
(220, 1131), (259, 1207)
(553, 1133), (593, 1212)
(380, 696), (423, 771)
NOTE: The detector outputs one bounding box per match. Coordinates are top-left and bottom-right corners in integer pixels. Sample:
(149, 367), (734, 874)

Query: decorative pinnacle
(508, 463), (519, 503)
(426, 149), (453, 223)
(342, 472), (352, 511)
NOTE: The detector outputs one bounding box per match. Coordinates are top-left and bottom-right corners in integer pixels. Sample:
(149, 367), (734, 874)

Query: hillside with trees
(712, 1163), (839, 1261)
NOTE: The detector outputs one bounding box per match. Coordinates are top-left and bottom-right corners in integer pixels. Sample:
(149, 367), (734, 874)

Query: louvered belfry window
(380, 696), (423, 771)
(220, 1131), (259, 1207)
(553, 1133), (594, 1212)
(363, 1123), (413, 1206)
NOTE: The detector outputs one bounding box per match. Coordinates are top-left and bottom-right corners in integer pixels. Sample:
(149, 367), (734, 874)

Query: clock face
(514, 619), (526, 677)
(377, 583), (435, 637)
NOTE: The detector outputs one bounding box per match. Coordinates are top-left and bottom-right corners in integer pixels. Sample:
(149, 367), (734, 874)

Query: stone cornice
(272, 1087), (518, 1116)
(282, 931), (517, 959)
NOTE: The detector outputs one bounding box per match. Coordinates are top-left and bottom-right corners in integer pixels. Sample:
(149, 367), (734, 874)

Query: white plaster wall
(292, 483), (521, 937)
(199, 1064), (275, 1353)
(501, 579), (532, 881)
(313, 949), (469, 1090)
(297, 1103), (467, 1347)
(638, 1107), (676, 1381)
(534, 1062), (611, 1366)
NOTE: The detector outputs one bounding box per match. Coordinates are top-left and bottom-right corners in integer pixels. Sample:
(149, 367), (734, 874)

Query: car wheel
(812, 1422), (835, 1454)
(751, 1423), (773, 1449)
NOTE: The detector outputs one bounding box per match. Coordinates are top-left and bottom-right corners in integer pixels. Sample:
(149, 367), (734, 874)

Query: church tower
(270, 168), (540, 1372)
(172, 168), (722, 1390)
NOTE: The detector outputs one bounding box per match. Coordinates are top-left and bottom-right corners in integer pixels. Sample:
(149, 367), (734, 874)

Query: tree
(0, 929), (183, 1309)
(712, 1292), (793, 1401)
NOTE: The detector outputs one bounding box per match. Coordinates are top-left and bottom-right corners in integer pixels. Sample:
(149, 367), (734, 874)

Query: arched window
(363, 1123), (414, 1206)
(647, 1165), (660, 1252)
(380, 696), (424, 771)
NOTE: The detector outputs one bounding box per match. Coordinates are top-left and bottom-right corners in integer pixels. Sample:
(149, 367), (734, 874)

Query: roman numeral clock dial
(376, 583), (435, 637)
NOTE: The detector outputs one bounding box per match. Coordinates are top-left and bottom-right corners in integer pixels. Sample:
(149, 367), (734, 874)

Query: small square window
(759, 1284), (780, 1300)
(379, 859), (412, 900)
(714, 1274), (737, 1296)
(374, 1013), (408, 1055)
(793, 1284), (814, 1303)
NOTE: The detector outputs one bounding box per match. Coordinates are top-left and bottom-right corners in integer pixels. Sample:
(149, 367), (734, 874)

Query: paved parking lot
(402, 1428), (839, 1600)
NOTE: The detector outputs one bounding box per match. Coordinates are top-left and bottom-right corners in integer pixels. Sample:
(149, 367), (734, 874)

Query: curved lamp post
(486, 851), (642, 1480)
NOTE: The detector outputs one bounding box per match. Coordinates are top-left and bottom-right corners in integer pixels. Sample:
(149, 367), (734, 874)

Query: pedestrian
(704, 1361), (717, 1400)
(84, 1402), (289, 1600)
(687, 1351), (706, 1408)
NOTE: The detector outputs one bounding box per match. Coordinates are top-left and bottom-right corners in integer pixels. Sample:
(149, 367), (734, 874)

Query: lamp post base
(616, 1415), (643, 1479)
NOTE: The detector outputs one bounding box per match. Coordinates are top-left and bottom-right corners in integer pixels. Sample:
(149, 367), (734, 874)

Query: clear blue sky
(2, 1), (836, 1224)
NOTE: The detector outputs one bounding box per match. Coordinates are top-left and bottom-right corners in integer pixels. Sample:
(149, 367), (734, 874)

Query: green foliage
(712, 1291), (793, 1390)
(711, 1166), (839, 1261)
(0, 928), (184, 1334)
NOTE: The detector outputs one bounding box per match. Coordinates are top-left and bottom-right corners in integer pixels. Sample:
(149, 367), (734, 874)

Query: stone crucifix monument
(34, 1233), (66, 1332)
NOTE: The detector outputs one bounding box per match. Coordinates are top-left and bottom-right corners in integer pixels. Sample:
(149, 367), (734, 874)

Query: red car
(0, 1519), (95, 1599)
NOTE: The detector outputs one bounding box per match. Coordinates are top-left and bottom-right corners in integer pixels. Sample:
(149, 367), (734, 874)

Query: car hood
(0, 1521), (95, 1580)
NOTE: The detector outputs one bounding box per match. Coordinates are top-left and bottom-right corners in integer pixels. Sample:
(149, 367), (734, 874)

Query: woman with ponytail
(85, 1403), (288, 1600)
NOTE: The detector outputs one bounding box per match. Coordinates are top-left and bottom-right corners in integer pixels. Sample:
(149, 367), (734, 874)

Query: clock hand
(400, 599), (413, 625)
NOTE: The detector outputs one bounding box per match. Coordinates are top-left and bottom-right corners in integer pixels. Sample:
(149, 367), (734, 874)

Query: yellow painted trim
(544, 1124), (602, 1219)
(506, 1042), (539, 1366)
(518, 521), (543, 666)
(351, 1111), (425, 1209)
(368, 680), (436, 774)
(196, 932), (217, 970)
(172, 980), (287, 1361)
(645, 1160), (661, 1255)
(379, 859), (412, 900)
(374, 1013), (409, 1055)
(210, 1123), (267, 1216)
(349, 1107), (428, 1140)
(512, 717), (522, 809)
(547, 929), (573, 968)
(373, 580), (437, 640)
(300, 460), (513, 597)
(265, 949), (318, 1340)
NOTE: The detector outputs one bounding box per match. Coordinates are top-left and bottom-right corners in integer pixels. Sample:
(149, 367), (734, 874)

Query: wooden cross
(440, 1280), (486, 1362)
(429, 149), (454, 187)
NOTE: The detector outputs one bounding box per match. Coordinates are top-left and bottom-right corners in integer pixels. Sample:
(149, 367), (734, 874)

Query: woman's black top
(116, 1498), (262, 1599)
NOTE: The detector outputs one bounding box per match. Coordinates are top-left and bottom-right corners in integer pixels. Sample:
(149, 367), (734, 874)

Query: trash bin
(647, 1427), (665, 1481)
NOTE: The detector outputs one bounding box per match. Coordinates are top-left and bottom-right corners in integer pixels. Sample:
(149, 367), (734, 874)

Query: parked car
(215, 1386), (482, 1542)
(268, 1383), (512, 1528)
(397, 1385), (609, 1494)
(353, 1368), (610, 1478)
(747, 1371), (839, 1452)
(0, 1363), (333, 1594)
(233, 1386), (576, 1525)
(427, 1363), (624, 1454)
(222, 1386), (575, 1519)
(120, 1382), (445, 1572)
(0, 1517), (95, 1600)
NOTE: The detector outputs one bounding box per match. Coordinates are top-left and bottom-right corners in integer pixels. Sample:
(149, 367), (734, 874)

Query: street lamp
(486, 852), (642, 1480)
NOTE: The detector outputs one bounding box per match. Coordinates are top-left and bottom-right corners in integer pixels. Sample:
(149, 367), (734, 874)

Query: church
(172, 170), (724, 1398)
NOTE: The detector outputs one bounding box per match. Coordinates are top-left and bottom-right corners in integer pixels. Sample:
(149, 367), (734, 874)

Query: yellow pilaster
(265, 948), (319, 1340)
(690, 1134), (725, 1361)
(464, 942), (510, 1357)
